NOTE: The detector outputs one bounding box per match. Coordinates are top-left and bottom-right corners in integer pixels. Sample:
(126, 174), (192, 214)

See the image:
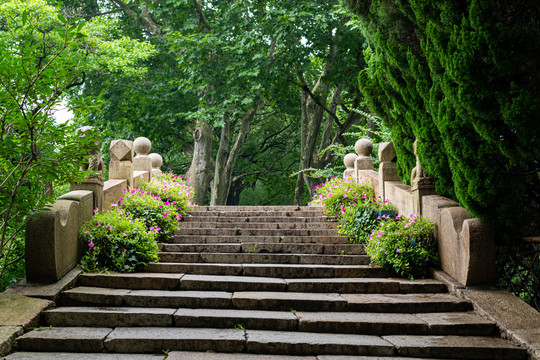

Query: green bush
(139, 173), (194, 216)
(309, 177), (374, 220)
(79, 209), (159, 272)
(365, 213), (438, 279)
(338, 203), (380, 243)
(117, 188), (180, 241)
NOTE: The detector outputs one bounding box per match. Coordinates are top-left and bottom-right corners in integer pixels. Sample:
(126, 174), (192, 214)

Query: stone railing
(343, 138), (496, 287)
(25, 130), (164, 283)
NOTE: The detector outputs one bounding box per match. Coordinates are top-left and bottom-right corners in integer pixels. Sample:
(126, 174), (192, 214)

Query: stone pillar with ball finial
(149, 153), (163, 179)
(354, 139), (374, 182)
(109, 139), (134, 187)
(343, 153), (357, 179)
(133, 137), (153, 183)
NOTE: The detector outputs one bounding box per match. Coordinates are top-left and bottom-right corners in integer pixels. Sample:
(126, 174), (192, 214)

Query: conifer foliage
(344, 0), (539, 237)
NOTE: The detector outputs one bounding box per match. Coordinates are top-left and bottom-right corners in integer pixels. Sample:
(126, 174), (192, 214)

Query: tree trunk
(294, 91), (309, 205)
(210, 114), (230, 205)
(186, 119), (213, 205)
(210, 101), (265, 205)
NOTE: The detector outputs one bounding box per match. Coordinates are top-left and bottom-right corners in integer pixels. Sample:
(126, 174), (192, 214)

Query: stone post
(354, 138), (374, 183)
(109, 139), (134, 187)
(149, 153), (163, 179)
(411, 139), (436, 215)
(70, 126), (104, 212)
(378, 141), (401, 200)
(343, 153), (357, 179)
(133, 137), (152, 182)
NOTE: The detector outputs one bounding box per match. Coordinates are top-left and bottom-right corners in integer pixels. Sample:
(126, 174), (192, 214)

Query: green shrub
(309, 177), (374, 219)
(138, 173), (194, 216)
(365, 213), (438, 279)
(117, 188), (180, 241)
(338, 203), (380, 243)
(79, 209), (159, 272)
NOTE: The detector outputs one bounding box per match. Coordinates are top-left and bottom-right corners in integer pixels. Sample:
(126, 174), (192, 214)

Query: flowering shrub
(309, 177), (374, 219)
(365, 213), (438, 279)
(117, 188), (180, 241)
(338, 203), (380, 243)
(371, 197), (397, 211)
(138, 173), (194, 216)
(79, 209), (159, 272)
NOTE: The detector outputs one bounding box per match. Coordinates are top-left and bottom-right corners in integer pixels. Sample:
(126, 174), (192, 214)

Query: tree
(0, 0), (155, 288)
(344, 0), (540, 237)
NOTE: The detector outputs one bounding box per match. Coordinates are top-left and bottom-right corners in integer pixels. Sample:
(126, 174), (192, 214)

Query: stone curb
(431, 267), (540, 360)
(0, 267), (82, 356)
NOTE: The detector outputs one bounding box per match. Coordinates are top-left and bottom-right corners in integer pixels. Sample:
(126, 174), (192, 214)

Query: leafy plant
(309, 177), (374, 220)
(365, 213), (438, 279)
(339, 203), (380, 243)
(79, 209), (159, 272)
(138, 173), (194, 216)
(116, 188), (180, 241)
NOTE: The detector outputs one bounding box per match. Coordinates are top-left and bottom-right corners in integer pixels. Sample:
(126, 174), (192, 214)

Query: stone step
(169, 235), (349, 244)
(181, 222), (339, 230)
(193, 206), (323, 212)
(160, 243), (365, 255)
(175, 228), (339, 237)
(4, 353), (164, 360)
(61, 286), (469, 313)
(149, 352), (459, 360)
(145, 263), (391, 278)
(16, 327), (527, 358)
(187, 210), (326, 218)
(42, 307), (496, 336)
(79, 273), (184, 290)
(183, 216), (333, 224)
(157, 252), (370, 266)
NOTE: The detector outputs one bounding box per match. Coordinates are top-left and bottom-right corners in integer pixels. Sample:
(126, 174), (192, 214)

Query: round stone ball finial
(343, 153), (357, 169)
(149, 153), (163, 169)
(355, 138), (373, 157)
(133, 137), (151, 156)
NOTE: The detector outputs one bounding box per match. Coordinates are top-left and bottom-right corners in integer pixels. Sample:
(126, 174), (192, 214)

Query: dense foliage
(365, 213), (438, 279)
(79, 209), (159, 272)
(344, 0), (540, 238)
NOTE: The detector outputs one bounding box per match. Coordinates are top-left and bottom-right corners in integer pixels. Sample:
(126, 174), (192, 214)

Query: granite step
(157, 252), (371, 266)
(43, 306), (495, 336)
(61, 284), (450, 311)
(169, 235), (349, 244)
(187, 210), (326, 218)
(16, 327), (527, 358)
(4, 353), (164, 360)
(145, 263), (391, 278)
(160, 243), (364, 255)
(183, 216), (334, 223)
(180, 222), (339, 230)
(193, 206), (323, 211)
(174, 228), (339, 237)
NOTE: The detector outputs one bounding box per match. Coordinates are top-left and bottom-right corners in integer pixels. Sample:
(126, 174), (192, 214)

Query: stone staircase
(8, 206), (528, 359)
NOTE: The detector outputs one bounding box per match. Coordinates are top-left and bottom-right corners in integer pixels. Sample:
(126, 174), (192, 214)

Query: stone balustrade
(25, 133), (161, 283)
(344, 138), (496, 286)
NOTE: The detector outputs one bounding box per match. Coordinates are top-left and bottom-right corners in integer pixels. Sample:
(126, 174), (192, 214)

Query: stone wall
(25, 135), (163, 283)
(344, 138), (496, 286)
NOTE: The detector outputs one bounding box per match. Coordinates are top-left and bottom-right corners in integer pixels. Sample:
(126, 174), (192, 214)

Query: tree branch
(193, 0), (211, 32)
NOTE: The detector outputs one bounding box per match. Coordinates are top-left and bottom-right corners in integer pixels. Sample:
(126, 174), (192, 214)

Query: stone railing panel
(358, 170), (380, 198)
(102, 179), (127, 212)
(57, 190), (93, 231)
(384, 181), (414, 217)
(26, 200), (80, 283)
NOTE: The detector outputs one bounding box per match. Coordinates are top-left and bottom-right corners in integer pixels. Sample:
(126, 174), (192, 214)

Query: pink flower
(122, 233), (127, 236)
(85, 231), (90, 235)
(396, 248), (400, 253)
(123, 249), (127, 253)
(155, 227), (161, 231)
(88, 242), (95, 248)
(164, 213), (168, 217)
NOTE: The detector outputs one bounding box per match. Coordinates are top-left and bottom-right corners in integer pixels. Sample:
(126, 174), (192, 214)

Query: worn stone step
(16, 327), (112, 353)
(342, 293), (473, 313)
(43, 306), (176, 327)
(285, 278), (448, 294)
(162, 353), (453, 360)
(158, 252), (370, 266)
(169, 235), (349, 244)
(175, 228), (339, 237)
(181, 222), (339, 230)
(180, 274), (288, 292)
(160, 243), (365, 255)
(382, 335), (528, 359)
(146, 263), (393, 278)
(188, 210), (326, 218)
(172, 308), (495, 336)
(193, 206), (323, 212)
(183, 216), (333, 224)
(4, 353), (164, 360)
(79, 273), (183, 290)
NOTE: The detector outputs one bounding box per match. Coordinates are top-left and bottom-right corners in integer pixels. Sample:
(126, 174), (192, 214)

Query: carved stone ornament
(411, 139), (435, 190)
